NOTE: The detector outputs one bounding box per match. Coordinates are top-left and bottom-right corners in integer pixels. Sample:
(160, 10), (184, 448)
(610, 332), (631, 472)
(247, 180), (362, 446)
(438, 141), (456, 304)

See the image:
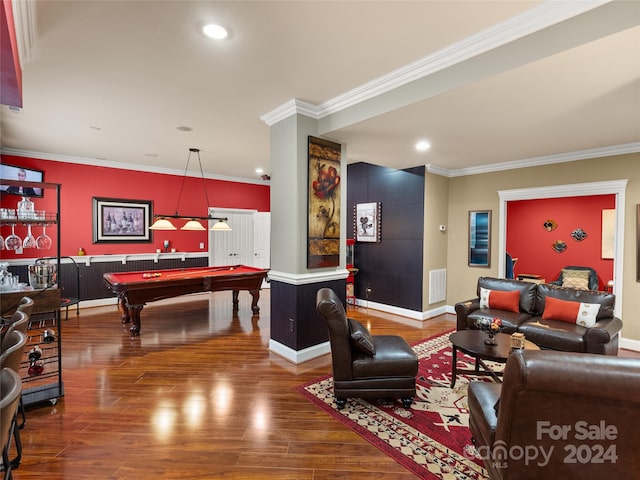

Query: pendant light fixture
(149, 148), (232, 231)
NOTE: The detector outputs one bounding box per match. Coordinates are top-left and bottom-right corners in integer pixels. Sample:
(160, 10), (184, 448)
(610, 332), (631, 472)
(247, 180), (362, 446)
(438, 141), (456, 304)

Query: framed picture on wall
(307, 136), (342, 268)
(355, 202), (381, 242)
(93, 197), (153, 243)
(469, 210), (491, 267)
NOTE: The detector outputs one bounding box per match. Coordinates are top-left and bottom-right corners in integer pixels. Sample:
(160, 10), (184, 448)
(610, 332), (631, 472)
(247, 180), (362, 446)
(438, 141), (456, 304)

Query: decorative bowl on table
(475, 317), (503, 345)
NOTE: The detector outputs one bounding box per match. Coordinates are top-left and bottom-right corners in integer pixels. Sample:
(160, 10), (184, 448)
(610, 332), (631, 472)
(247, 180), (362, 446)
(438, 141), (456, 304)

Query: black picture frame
(469, 210), (491, 267)
(92, 197), (152, 243)
(354, 202), (381, 243)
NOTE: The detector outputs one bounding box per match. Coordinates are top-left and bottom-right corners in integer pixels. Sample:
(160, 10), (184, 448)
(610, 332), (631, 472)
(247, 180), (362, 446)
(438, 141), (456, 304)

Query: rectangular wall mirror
(469, 210), (491, 267)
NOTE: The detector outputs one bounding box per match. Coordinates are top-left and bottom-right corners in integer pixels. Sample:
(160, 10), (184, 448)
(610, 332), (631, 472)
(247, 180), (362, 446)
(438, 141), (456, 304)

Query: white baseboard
(268, 339), (330, 364)
(620, 337), (640, 353)
(353, 299), (455, 321)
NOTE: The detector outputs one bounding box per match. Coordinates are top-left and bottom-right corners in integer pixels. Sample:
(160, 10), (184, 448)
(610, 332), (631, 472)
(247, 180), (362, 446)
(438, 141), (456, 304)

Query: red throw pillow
(479, 288), (520, 313)
(542, 296), (600, 327)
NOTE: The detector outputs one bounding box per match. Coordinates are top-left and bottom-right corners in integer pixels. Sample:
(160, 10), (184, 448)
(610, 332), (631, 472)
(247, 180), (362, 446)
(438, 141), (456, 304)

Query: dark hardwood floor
(13, 290), (455, 479)
(11, 290), (639, 479)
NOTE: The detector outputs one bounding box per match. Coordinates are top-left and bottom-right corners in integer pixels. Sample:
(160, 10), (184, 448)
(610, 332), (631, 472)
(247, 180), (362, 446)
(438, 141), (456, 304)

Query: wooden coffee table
(449, 330), (539, 388)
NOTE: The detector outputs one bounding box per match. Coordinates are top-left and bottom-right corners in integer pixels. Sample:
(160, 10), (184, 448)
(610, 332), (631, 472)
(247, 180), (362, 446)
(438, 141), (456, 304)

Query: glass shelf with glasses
(0, 210), (58, 224)
(1, 212), (57, 252)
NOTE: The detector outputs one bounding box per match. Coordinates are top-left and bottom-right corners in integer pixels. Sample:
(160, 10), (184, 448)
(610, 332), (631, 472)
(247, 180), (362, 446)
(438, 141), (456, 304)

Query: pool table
(103, 265), (269, 336)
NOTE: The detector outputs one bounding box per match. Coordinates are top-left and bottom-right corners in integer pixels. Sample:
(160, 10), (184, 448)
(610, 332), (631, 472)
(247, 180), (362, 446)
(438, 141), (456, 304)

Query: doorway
(498, 180), (627, 317)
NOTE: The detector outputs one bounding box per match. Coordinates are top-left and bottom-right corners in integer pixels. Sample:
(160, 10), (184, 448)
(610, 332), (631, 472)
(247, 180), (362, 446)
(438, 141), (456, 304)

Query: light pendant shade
(211, 220), (232, 231)
(150, 218), (177, 230)
(181, 219), (206, 231)
(154, 149), (230, 233)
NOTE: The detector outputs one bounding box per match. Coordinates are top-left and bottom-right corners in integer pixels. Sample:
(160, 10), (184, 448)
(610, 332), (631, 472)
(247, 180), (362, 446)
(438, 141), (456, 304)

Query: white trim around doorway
(497, 179), (628, 319)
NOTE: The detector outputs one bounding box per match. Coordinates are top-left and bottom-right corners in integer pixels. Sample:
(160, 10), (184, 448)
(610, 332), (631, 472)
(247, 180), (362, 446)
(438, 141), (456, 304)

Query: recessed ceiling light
(255, 168), (264, 174)
(415, 140), (431, 152)
(203, 24), (229, 40)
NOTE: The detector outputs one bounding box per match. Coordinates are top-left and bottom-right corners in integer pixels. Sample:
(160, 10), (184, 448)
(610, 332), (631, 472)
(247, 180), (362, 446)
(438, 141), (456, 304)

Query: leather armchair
(549, 266), (599, 290)
(468, 349), (640, 479)
(315, 288), (418, 410)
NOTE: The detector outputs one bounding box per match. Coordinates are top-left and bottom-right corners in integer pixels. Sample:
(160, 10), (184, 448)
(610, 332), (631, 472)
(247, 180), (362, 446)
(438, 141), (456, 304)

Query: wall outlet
(199, 242), (205, 249)
(288, 318), (295, 332)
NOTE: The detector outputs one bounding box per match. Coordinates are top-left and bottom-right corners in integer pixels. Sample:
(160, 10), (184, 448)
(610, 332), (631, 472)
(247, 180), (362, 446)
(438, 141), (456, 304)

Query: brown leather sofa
(455, 277), (622, 355)
(468, 349), (640, 479)
(315, 287), (418, 409)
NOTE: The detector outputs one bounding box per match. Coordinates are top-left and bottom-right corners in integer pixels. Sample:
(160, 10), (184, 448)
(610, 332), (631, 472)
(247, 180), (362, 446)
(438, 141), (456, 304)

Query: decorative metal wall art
(571, 228), (587, 241)
(543, 219), (557, 231)
(552, 240), (567, 253)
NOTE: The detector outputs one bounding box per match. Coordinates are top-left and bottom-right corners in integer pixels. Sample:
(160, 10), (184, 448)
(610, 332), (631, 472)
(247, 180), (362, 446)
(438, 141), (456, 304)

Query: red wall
(0, 155), (269, 258)
(0, 0), (22, 107)
(506, 195), (615, 289)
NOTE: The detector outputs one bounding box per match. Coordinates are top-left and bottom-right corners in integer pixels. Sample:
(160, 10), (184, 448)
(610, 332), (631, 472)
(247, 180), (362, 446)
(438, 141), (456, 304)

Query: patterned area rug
(296, 331), (495, 479)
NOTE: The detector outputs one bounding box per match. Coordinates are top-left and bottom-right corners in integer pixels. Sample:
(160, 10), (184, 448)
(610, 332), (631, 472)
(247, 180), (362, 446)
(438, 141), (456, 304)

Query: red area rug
(296, 331), (492, 479)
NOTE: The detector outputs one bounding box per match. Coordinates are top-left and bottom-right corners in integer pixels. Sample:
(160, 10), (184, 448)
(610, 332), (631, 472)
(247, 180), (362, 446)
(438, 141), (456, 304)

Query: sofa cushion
(542, 296), (601, 327)
(480, 287), (520, 313)
(477, 277), (537, 314)
(536, 283), (615, 319)
(561, 268), (589, 290)
(518, 318), (586, 352)
(351, 335), (417, 378)
(468, 381), (501, 447)
(348, 318), (376, 355)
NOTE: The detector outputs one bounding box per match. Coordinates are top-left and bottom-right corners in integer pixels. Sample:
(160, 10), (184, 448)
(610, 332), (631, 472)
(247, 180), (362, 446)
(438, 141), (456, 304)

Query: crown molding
(427, 142), (640, 178)
(261, 1), (609, 125)
(260, 98), (320, 126)
(450, 142), (640, 177)
(0, 147), (267, 186)
(425, 164), (452, 177)
(11, 0), (37, 66)
(5, 141), (637, 183)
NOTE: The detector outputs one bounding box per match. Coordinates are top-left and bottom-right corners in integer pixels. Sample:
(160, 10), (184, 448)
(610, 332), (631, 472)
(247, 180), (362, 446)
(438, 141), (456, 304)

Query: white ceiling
(1, 1), (639, 183)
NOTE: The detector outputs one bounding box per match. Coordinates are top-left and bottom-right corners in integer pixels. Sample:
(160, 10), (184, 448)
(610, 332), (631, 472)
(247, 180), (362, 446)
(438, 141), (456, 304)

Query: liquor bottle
(43, 328), (56, 344)
(28, 345), (42, 361)
(28, 359), (44, 376)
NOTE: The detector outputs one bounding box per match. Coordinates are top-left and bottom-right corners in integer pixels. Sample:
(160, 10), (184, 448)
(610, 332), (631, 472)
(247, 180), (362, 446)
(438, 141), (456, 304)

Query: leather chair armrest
(454, 298), (480, 331)
(584, 316), (623, 354)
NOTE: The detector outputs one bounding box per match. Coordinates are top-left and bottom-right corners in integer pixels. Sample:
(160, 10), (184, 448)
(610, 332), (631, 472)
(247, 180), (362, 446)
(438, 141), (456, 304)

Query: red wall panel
(0, 155), (269, 258)
(0, 0), (22, 107)
(506, 195), (615, 289)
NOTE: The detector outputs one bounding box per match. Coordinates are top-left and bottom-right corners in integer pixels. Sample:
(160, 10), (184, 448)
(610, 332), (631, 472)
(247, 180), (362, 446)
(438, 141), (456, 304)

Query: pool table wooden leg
(127, 304), (143, 337)
(118, 297), (130, 324)
(249, 289), (260, 313)
(232, 290), (240, 310)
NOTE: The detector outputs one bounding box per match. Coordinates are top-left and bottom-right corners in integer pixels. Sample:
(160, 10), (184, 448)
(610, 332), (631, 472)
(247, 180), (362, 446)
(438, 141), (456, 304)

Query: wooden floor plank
(13, 290), (455, 478)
